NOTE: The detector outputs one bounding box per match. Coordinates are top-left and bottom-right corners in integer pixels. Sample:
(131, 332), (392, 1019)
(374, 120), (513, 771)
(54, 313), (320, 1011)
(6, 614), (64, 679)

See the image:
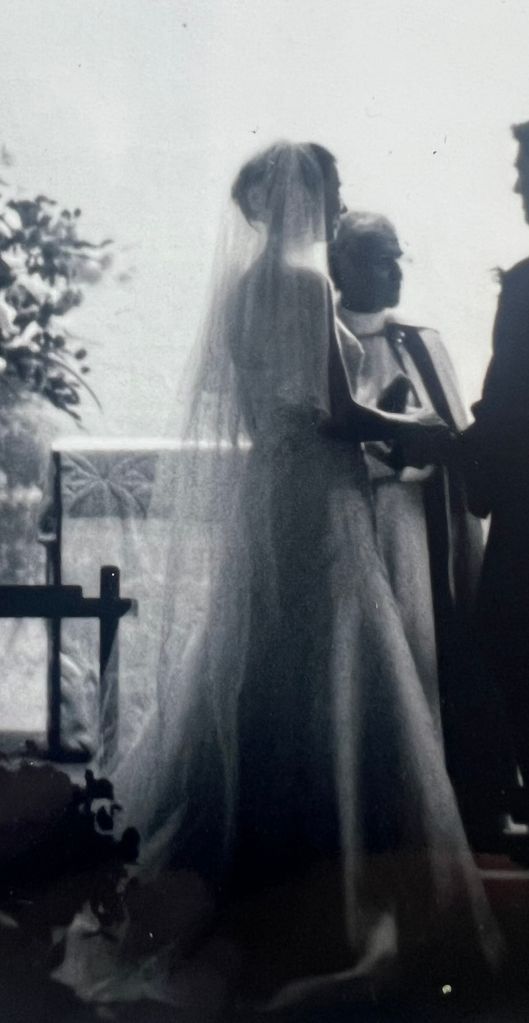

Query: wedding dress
(59, 143), (501, 1012)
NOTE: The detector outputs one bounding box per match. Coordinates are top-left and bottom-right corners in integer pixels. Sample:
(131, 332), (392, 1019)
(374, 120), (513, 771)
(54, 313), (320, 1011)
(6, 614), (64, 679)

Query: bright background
(2, 0), (529, 436)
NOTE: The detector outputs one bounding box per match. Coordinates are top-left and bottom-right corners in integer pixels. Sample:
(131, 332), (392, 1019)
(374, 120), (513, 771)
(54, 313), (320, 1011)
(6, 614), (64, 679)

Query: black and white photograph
(2, 1), (529, 1020)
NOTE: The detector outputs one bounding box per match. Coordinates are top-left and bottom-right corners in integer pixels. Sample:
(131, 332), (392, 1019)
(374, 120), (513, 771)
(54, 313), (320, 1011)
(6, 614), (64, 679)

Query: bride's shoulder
(297, 268), (333, 319)
(237, 261), (329, 304)
(285, 265), (330, 302)
(297, 265), (327, 286)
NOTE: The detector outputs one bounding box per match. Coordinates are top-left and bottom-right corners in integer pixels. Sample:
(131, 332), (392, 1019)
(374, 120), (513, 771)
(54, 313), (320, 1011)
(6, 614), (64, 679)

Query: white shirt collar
(338, 305), (388, 338)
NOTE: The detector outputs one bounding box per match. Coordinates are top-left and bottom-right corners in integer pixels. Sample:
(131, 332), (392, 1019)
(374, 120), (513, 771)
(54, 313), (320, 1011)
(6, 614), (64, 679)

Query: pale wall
(1, 0), (529, 437)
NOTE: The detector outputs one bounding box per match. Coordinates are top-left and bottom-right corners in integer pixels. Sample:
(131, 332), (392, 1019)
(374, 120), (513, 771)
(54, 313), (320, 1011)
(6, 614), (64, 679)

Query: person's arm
(325, 310), (451, 444)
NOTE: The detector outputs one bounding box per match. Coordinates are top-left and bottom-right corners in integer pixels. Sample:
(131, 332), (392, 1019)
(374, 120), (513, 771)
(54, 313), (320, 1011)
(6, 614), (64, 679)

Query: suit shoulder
(504, 255), (529, 276)
(389, 320), (439, 335)
(389, 321), (443, 352)
(494, 259), (529, 323)
(500, 257), (529, 288)
(391, 320), (457, 378)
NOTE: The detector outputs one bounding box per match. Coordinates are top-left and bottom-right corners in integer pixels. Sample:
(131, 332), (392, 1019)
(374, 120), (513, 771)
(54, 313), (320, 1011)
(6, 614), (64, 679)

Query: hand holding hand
(392, 414), (455, 469)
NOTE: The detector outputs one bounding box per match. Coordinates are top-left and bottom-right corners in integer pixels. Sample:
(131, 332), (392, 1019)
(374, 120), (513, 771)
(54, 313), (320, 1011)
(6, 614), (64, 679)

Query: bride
(104, 141), (500, 1009)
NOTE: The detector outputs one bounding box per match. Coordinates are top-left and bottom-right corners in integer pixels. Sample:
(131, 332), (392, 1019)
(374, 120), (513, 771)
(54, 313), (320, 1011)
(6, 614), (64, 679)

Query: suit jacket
(463, 258), (529, 648)
(465, 258), (529, 513)
(384, 323), (513, 805)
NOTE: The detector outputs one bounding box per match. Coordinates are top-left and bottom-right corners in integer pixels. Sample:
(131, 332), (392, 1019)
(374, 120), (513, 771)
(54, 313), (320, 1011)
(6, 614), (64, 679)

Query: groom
(329, 211), (512, 833)
(461, 120), (529, 789)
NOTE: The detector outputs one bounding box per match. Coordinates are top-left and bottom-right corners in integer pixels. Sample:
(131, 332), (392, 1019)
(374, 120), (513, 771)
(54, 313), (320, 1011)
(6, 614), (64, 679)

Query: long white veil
(112, 142), (339, 875)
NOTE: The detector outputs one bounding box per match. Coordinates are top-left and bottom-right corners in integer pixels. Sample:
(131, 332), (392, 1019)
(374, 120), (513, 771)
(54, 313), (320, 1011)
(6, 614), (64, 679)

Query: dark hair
(231, 148), (271, 223)
(307, 143), (337, 183)
(512, 121), (529, 152)
(231, 141), (336, 224)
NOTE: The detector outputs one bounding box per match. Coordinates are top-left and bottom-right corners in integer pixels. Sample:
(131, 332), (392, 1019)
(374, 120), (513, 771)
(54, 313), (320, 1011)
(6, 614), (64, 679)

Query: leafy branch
(0, 191), (111, 420)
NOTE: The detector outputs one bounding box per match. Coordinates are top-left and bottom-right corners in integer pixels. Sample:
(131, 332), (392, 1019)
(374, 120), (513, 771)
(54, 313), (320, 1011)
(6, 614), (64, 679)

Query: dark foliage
(0, 760), (138, 972)
(0, 758), (141, 1017)
(0, 192), (111, 420)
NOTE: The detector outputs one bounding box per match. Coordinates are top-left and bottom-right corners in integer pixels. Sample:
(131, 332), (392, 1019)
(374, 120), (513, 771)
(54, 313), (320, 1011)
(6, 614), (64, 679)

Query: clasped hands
(374, 372), (456, 470)
(383, 411), (456, 471)
(320, 407), (456, 470)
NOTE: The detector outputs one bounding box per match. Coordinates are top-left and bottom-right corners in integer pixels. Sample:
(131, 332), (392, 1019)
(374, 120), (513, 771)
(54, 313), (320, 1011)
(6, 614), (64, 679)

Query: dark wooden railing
(0, 565), (135, 764)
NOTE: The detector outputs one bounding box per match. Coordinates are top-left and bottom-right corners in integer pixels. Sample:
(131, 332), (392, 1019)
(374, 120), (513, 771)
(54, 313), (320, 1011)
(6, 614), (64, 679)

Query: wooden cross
(0, 566), (135, 765)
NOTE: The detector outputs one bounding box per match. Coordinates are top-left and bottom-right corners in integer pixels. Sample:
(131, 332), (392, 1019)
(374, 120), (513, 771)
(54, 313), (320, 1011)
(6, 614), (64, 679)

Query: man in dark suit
(329, 212), (513, 835)
(462, 121), (529, 788)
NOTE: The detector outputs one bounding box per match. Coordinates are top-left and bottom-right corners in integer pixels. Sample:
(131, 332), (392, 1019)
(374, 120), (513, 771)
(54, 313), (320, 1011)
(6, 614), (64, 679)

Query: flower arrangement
(0, 757), (225, 1017)
(0, 758), (139, 1017)
(0, 760), (138, 938)
(0, 189), (111, 421)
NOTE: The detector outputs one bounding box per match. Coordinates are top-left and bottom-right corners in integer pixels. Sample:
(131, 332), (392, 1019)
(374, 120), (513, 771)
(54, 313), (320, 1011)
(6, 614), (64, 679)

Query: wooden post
(99, 565), (120, 769)
(47, 616), (62, 758)
(0, 570), (133, 763)
(41, 452), (63, 758)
